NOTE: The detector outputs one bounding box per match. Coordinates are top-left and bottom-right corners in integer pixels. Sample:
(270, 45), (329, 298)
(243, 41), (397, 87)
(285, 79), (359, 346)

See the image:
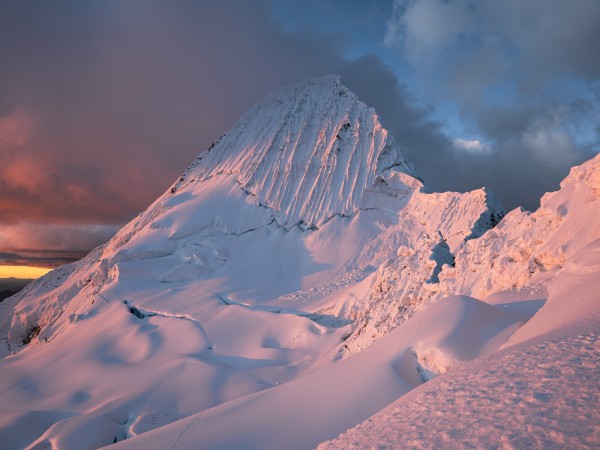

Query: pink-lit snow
(0, 76), (598, 450)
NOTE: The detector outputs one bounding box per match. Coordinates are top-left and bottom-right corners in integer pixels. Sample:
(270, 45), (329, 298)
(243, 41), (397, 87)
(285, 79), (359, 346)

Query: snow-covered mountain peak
(173, 75), (419, 228)
(2, 75), (599, 450)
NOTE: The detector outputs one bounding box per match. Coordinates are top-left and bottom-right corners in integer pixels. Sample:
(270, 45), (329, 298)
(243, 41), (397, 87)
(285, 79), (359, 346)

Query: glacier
(0, 75), (598, 450)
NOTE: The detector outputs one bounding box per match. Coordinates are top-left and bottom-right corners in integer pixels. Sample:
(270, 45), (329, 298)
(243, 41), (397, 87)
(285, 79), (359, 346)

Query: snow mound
(104, 295), (528, 450)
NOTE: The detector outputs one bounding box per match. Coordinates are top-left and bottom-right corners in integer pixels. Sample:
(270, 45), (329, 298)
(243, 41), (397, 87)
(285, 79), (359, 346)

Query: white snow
(103, 294), (531, 450)
(0, 76), (598, 450)
(319, 239), (600, 449)
(175, 74), (418, 229)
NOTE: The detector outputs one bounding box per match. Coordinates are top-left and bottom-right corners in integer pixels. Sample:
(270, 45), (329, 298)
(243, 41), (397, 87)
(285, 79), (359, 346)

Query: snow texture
(319, 233), (600, 449)
(0, 76), (598, 450)
(175, 74), (418, 229)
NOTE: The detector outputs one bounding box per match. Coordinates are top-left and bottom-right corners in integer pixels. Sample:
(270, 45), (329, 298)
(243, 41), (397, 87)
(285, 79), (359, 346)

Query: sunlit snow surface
(320, 242), (600, 449)
(0, 76), (599, 449)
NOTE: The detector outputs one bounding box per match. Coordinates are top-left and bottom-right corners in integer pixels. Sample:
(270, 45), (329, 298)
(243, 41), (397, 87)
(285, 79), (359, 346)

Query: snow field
(0, 76), (598, 449)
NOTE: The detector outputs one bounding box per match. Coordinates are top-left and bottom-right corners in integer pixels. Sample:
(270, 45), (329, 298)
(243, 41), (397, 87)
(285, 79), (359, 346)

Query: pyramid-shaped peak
(176, 76), (419, 228)
(237, 74), (361, 121)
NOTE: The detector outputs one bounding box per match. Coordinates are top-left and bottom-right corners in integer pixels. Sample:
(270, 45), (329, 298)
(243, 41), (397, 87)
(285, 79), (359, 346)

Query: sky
(1, 0), (599, 276)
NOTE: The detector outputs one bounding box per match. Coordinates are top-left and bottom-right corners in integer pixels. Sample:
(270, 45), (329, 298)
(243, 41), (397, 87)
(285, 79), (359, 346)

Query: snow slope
(0, 75), (500, 360)
(319, 238), (600, 449)
(343, 186), (503, 351)
(107, 294), (531, 450)
(1, 76), (597, 450)
(170, 74), (418, 229)
(446, 152), (600, 301)
(344, 153), (600, 352)
(112, 154), (600, 450)
(320, 154), (600, 448)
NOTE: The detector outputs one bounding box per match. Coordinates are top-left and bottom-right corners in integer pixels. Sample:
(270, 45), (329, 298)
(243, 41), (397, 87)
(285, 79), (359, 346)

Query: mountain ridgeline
(1, 75), (598, 450)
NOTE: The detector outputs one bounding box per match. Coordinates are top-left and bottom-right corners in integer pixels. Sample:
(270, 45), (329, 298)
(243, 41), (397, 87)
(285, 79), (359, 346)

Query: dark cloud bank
(0, 278), (32, 302)
(0, 0), (598, 266)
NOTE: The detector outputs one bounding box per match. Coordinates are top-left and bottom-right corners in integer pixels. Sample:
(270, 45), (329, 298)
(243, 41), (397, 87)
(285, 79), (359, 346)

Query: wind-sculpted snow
(0, 76), (433, 448)
(319, 233), (600, 449)
(0, 247), (105, 358)
(105, 294), (530, 450)
(1, 77), (598, 450)
(343, 186), (504, 352)
(444, 153), (600, 300)
(342, 155), (600, 352)
(0, 76), (485, 358)
(174, 74), (418, 228)
(320, 332), (600, 449)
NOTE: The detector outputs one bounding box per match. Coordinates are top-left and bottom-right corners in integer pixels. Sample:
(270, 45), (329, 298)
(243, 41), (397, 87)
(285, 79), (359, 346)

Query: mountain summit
(11, 76), (598, 450)
(174, 75), (418, 228)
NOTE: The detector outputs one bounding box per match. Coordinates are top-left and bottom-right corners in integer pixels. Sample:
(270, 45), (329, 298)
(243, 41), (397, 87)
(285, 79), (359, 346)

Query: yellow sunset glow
(0, 265), (52, 279)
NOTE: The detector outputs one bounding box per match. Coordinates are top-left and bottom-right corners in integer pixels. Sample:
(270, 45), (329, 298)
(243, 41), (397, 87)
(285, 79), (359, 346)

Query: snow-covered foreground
(104, 292), (540, 450)
(0, 76), (598, 449)
(320, 241), (600, 449)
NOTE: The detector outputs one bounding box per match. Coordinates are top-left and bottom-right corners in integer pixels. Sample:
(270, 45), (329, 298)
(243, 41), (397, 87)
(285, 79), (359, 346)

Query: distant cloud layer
(0, 0), (598, 266)
(0, 223), (117, 266)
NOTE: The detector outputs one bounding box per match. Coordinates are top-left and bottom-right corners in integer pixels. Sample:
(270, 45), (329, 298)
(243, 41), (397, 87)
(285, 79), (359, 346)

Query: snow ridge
(174, 75), (418, 228)
(342, 185), (505, 352)
(4, 77), (597, 450)
(445, 152), (600, 299)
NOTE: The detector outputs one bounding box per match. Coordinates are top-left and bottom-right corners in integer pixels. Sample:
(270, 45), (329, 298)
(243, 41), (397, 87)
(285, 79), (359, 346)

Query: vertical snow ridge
(181, 75), (418, 228)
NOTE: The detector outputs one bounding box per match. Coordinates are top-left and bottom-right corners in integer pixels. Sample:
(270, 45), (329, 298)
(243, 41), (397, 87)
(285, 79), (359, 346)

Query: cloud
(384, 0), (600, 110)
(0, 251), (84, 268)
(0, 0), (599, 267)
(0, 222), (118, 266)
(381, 0), (600, 209)
(453, 139), (490, 154)
(385, 0), (472, 68)
(386, 0), (600, 83)
(0, 109), (31, 149)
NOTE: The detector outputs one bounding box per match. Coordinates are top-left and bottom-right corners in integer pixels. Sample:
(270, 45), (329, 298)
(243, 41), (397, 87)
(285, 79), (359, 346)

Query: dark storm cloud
(0, 222), (117, 266)
(405, 91), (598, 210)
(0, 250), (83, 268)
(383, 0), (600, 209)
(1, 0), (599, 267)
(0, 1), (300, 226)
(386, 0), (600, 88)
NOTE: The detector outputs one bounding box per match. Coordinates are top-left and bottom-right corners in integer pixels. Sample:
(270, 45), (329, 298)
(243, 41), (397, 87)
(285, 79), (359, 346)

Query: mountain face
(179, 74), (418, 229)
(344, 186), (504, 351)
(319, 154), (600, 450)
(1, 76), (597, 450)
(0, 75), (497, 360)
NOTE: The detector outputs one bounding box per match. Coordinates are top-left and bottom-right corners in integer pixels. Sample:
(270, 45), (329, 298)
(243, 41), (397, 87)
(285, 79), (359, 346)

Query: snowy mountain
(0, 75), (598, 450)
(320, 154), (600, 449)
